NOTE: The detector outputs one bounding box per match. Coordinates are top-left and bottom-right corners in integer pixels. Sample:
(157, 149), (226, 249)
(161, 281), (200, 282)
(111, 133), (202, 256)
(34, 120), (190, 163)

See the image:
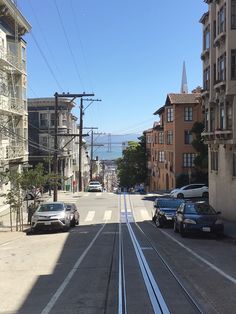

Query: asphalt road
(0, 192), (236, 314)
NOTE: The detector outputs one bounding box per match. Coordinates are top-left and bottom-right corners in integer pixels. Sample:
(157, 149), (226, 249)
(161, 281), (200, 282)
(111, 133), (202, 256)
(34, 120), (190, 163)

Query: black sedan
(174, 201), (224, 237)
(153, 198), (185, 228)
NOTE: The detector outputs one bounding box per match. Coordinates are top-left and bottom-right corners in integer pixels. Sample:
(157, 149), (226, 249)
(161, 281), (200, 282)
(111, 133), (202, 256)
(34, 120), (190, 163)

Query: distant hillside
(85, 133), (142, 160)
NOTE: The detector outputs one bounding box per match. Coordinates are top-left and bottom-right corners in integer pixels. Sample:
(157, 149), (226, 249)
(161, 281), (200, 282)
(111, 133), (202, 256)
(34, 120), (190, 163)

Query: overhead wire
(28, 0), (65, 92)
(29, 31), (64, 93)
(69, 0), (94, 92)
(54, 0), (85, 91)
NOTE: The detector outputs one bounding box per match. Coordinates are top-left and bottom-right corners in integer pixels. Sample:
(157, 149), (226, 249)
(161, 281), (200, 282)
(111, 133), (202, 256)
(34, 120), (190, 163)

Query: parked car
(153, 198), (185, 227)
(66, 203), (80, 227)
(173, 201), (224, 237)
(87, 181), (103, 192)
(31, 202), (71, 232)
(170, 184), (208, 199)
(25, 187), (42, 200)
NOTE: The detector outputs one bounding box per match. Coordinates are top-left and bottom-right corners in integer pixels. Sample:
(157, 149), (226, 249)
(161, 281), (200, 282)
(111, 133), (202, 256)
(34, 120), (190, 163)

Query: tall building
(0, 0), (31, 210)
(200, 0), (236, 220)
(146, 91), (202, 192)
(28, 98), (90, 192)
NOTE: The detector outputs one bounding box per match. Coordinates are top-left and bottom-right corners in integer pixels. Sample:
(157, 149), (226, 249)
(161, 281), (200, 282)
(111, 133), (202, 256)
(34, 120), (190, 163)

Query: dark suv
(153, 198), (184, 228)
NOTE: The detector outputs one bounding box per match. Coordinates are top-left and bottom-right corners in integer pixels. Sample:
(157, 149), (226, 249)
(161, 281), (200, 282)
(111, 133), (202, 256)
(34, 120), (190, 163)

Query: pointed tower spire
(181, 61), (188, 93)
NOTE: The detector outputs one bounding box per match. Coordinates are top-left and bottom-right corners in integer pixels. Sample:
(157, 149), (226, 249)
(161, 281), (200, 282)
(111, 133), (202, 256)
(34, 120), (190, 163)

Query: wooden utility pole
(53, 92), (94, 201)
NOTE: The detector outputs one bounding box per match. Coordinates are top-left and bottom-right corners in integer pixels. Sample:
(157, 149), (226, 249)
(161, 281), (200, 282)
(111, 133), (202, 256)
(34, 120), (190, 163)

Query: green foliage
(176, 174), (189, 188)
(190, 121), (208, 184)
(116, 135), (147, 188)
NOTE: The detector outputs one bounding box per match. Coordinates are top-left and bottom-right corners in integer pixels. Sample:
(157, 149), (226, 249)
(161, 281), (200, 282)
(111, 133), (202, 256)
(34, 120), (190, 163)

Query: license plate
(202, 227), (210, 232)
(44, 221), (51, 225)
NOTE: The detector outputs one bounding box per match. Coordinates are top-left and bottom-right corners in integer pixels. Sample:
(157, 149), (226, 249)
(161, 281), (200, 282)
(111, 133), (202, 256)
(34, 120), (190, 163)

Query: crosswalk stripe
(85, 211), (95, 222)
(140, 209), (151, 220)
(103, 210), (112, 221)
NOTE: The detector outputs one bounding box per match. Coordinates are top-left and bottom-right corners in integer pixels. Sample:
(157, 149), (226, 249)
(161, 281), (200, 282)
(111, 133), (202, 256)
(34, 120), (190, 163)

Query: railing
(0, 48), (24, 73)
(0, 96), (24, 115)
(0, 145), (25, 160)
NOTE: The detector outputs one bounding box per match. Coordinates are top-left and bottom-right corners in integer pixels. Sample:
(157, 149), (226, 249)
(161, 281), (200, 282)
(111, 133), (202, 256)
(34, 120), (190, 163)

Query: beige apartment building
(0, 1), (31, 212)
(146, 92), (203, 192)
(200, 0), (236, 220)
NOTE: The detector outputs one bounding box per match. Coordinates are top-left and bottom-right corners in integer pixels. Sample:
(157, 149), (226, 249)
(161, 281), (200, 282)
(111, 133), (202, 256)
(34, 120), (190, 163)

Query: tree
(3, 163), (50, 230)
(116, 136), (147, 189)
(191, 121), (208, 183)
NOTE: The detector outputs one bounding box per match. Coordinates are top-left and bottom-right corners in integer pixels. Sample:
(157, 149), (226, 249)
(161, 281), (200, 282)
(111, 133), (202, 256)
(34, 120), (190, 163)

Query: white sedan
(87, 181), (103, 192)
(170, 184), (208, 199)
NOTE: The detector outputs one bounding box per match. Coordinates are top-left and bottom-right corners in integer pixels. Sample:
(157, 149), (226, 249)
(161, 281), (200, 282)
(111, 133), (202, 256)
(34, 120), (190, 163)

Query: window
(232, 0), (236, 29)
(203, 25), (210, 50)
(211, 151), (218, 171)
(219, 104), (225, 129)
(50, 113), (55, 127)
(217, 53), (226, 81)
(40, 113), (48, 127)
(233, 152), (236, 176)
(167, 108), (173, 122)
(217, 5), (226, 34)
(226, 105), (232, 129)
(39, 136), (48, 148)
(61, 112), (67, 127)
(184, 107), (193, 121)
(184, 130), (193, 144)
(183, 153), (196, 167)
(210, 108), (215, 132)
(203, 66), (210, 90)
(213, 20), (216, 39)
(213, 63), (216, 84)
(231, 50), (236, 80)
(167, 131), (173, 144)
(158, 132), (164, 144)
(158, 151), (165, 162)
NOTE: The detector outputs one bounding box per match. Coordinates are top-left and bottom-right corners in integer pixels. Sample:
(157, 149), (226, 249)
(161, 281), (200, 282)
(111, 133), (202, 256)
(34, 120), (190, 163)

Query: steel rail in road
(127, 194), (204, 314)
(118, 193), (170, 314)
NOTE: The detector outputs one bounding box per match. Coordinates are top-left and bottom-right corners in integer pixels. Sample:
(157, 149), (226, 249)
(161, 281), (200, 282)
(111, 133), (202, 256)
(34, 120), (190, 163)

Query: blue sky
(18, 0), (207, 135)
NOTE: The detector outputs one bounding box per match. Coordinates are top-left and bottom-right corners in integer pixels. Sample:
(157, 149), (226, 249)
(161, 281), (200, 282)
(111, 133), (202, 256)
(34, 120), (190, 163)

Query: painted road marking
(162, 230), (236, 285)
(140, 209), (151, 220)
(103, 210), (112, 221)
(84, 211), (95, 222)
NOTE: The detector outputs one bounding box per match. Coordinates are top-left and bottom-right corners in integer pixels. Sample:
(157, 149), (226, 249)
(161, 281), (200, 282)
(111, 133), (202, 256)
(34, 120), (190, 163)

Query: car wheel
(155, 218), (163, 228)
(177, 193), (184, 199)
(174, 221), (178, 233)
(202, 192), (209, 198)
(70, 217), (76, 227)
(179, 224), (186, 237)
(76, 219), (79, 226)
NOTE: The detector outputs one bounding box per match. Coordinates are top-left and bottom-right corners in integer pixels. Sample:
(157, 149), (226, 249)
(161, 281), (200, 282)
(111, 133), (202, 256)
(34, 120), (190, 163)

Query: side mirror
(216, 211), (221, 215)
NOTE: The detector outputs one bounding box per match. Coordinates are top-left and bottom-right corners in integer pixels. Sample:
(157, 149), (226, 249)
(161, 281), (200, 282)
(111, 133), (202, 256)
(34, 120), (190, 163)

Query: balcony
(201, 48), (209, 61)
(214, 129), (233, 141)
(201, 131), (215, 143)
(214, 80), (226, 92)
(0, 145), (25, 160)
(213, 32), (226, 47)
(0, 96), (24, 116)
(0, 48), (25, 74)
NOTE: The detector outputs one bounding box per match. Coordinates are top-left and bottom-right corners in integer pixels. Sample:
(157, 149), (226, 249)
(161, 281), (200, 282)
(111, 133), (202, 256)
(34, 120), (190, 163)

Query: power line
(54, 0), (85, 91)
(29, 31), (64, 92)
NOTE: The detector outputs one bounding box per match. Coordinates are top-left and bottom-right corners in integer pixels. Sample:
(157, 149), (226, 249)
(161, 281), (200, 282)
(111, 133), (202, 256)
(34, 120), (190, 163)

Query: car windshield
(185, 203), (216, 215)
(157, 199), (184, 209)
(37, 203), (64, 212)
(89, 182), (100, 185)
